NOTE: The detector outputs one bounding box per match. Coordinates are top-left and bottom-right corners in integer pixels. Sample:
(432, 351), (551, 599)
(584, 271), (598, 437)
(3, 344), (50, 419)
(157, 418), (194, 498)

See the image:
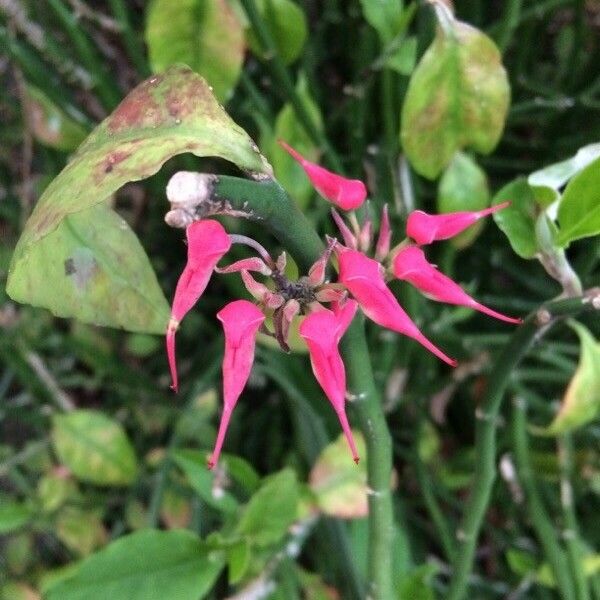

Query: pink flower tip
(278, 140), (367, 211)
(353, 456), (360, 465)
(407, 202), (511, 245)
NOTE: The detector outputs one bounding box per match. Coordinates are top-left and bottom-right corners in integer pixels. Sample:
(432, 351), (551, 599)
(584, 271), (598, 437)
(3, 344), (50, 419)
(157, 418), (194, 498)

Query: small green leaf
(24, 86), (88, 152)
(52, 409), (138, 486)
(309, 432), (368, 519)
(384, 36), (417, 75)
(44, 529), (225, 600)
(359, 0), (405, 42)
(397, 564), (438, 600)
(236, 468), (299, 546)
(172, 449), (239, 513)
(146, 0), (245, 102)
(0, 500), (32, 534)
(557, 156), (600, 246)
(7, 203), (170, 334)
(541, 322), (600, 435)
(7, 66), (270, 332)
(401, 10), (509, 179)
(266, 75), (323, 209)
(37, 472), (77, 513)
(492, 178), (538, 259)
(227, 538), (251, 585)
(247, 0), (308, 64)
(56, 507), (107, 557)
(528, 142), (600, 190)
(437, 152), (490, 248)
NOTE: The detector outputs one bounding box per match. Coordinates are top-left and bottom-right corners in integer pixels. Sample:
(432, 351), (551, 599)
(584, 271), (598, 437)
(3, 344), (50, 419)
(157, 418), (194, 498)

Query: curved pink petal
(299, 305), (359, 463)
(279, 141), (366, 211)
(208, 300), (265, 469)
(393, 246), (521, 324)
(167, 220), (231, 392)
(406, 202), (510, 245)
(338, 250), (456, 366)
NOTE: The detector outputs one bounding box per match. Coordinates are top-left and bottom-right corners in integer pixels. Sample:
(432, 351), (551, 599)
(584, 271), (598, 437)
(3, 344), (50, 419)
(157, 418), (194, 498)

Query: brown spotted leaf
(7, 65), (271, 333)
(401, 9), (510, 179)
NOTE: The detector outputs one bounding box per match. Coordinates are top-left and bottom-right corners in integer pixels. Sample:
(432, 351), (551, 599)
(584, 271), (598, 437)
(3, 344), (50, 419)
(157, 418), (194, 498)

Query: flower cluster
(166, 143), (519, 469)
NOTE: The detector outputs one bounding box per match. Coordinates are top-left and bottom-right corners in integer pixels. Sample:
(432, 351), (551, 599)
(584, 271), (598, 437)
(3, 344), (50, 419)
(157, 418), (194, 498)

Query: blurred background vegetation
(1, 0), (599, 598)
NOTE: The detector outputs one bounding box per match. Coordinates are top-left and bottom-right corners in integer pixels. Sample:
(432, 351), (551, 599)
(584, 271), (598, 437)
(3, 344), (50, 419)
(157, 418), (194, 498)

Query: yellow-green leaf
(146, 0), (245, 102)
(52, 410), (138, 486)
(542, 322), (600, 435)
(401, 6), (509, 179)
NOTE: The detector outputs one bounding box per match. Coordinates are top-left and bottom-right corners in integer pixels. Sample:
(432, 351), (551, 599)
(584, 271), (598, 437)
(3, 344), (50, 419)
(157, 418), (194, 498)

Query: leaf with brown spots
(400, 8), (510, 179)
(7, 65), (271, 333)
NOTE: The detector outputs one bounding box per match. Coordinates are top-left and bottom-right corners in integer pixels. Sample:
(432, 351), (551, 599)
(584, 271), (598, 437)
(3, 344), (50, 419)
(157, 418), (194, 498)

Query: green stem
(512, 398), (576, 600)
(238, 0), (342, 172)
(558, 435), (591, 600)
(211, 175), (397, 599)
(447, 294), (598, 600)
(107, 0), (149, 76)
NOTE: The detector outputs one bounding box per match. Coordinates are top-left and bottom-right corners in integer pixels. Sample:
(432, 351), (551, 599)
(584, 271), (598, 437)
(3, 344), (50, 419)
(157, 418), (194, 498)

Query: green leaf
(247, 0), (308, 65)
(172, 449), (239, 513)
(266, 75), (323, 209)
(7, 66), (270, 332)
(7, 203), (169, 334)
(397, 564), (438, 600)
(56, 507), (107, 557)
(541, 322), (600, 435)
(437, 152), (490, 248)
(227, 538), (251, 585)
(401, 11), (509, 179)
(557, 156), (600, 246)
(24, 86), (88, 152)
(44, 529), (224, 600)
(146, 0), (245, 102)
(52, 409), (138, 486)
(0, 500), (32, 534)
(385, 36), (417, 75)
(528, 142), (600, 191)
(492, 178), (538, 259)
(309, 432), (368, 519)
(236, 468), (299, 546)
(359, 0), (405, 43)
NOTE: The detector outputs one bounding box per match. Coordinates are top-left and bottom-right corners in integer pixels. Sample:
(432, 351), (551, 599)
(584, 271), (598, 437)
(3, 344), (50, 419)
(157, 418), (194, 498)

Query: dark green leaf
(492, 178), (538, 259)
(236, 468), (299, 546)
(44, 529), (224, 600)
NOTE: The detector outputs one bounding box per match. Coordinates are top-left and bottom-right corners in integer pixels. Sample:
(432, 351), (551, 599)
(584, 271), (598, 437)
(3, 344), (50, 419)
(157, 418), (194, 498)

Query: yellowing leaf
(401, 5), (509, 179)
(542, 322), (600, 435)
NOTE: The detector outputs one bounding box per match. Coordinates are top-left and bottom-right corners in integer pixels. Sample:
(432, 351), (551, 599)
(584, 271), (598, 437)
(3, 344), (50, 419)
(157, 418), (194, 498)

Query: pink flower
(166, 220), (231, 393)
(406, 202), (511, 245)
(208, 300), (265, 469)
(279, 141), (367, 211)
(393, 246), (521, 323)
(337, 249), (457, 366)
(299, 300), (360, 463)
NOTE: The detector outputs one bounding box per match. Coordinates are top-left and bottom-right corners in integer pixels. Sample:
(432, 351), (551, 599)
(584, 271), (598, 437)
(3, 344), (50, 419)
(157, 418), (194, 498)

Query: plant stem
(446, 293), (599, 600)
(238, 0), (343, 172)
(211, 175), (397, 599)
(558, 435), (591, 600)
(512, 397), (576, 600)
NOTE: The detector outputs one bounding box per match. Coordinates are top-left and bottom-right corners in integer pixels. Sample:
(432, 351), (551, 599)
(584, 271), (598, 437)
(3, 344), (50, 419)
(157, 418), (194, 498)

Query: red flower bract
(337, 249), (457, 366)
(406, 202), (511, 245)
(279, 141), (367, 211)
(299, 300), (360, 462)
(209, 300), (265, 469)
(166, 220), (231, 393)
